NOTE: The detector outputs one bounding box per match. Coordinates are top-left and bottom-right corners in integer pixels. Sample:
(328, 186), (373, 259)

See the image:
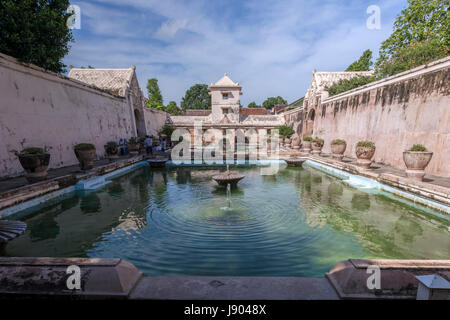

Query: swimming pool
(3, 165), (449, 277)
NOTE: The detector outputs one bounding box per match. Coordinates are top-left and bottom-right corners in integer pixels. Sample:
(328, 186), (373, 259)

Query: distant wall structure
(305, 57), (450, 178)
(0, 53), (166, 177)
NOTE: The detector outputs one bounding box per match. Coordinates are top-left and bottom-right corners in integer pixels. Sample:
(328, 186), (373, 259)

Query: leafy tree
(0, 0), (74, 73)
(278, 125), (294, 138)
(181, 84), (211, 110)
(262, 96), (287, 110)
(376, 39), (448, 77)
(165, 101), (182, 115)
(146, 78), (163, 106)
(375, 0), (449, 77)
(346, 49), (373, 71)
(158, 124), (175, 138)
(326, 76), (377, 97)
(146, 99), (164, 111)
(247, 101), (261, 108)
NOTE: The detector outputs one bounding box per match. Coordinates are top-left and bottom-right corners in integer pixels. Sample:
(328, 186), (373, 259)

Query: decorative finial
(131, 65), (136, 70)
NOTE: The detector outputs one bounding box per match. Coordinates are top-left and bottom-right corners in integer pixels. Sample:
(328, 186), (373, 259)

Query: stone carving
(290, 134), (301, 150)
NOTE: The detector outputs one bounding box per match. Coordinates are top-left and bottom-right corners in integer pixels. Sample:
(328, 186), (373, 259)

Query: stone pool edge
(0, 156), (149, 218)
(303, 157), (450, 216)
(0, 257), (449, 300)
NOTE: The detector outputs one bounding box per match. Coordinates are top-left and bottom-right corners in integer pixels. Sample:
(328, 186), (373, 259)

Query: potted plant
(355, 141), (376, 169)
(128, 137), (140, 155)
(104, 141), (119, 161)
(278, 125), (294, 148)
(74, 143), (96, 170)
(403, 144), (433, 181)
(312, 138), (324, 155)
(14, 147), (50, 183)
(331, 139), (346, 161)
(302, 136), (313, 153)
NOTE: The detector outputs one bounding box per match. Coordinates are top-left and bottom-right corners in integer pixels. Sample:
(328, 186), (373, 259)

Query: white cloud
(66, 0), (408, 106)
(154, 19), (188, 39)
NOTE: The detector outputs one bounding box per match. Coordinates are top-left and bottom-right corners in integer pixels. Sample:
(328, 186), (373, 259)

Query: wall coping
(323, 56), (450, 104)
(0, 53), (125, 101)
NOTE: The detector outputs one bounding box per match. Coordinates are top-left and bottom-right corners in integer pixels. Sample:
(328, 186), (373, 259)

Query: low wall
(313, 57), (450, 178)
(0, 54), (135, 177)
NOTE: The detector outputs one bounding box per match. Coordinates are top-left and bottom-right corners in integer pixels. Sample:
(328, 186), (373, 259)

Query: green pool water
(4, 165), (450, 277)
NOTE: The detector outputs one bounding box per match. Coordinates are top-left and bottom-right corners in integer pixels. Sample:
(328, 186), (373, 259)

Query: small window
(222, 93), (229, 99)
(223, 108), (229, 114)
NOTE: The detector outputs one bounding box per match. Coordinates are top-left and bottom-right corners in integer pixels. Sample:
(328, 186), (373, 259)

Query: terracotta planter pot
(284, 138), (291, 148)
(355, 146), (375, 169)
(290, 134), (301, 150)
(18, 153), (50, 183)
(301, 141), (312, 153)
(128, 143), (139, 152)
(403, 151), (433, 181)
(311, 142), (323, 155)
(105, 146), (119, 161)
(75, 148), (96, 170)
(331, 143), (346, 161)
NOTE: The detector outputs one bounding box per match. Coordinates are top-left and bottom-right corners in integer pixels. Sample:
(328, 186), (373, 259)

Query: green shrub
(331, 139), (346, 145)
(278, 125), (295, 138)
(21, 147), (45, 155)
(303, 136), (313, 141)
(159, 124), (175, 138)
(74, 143), (95, 151)
(129, 137), (138, 144)
(313, 138), (324, 146)
(105, 141), (118, 148)
(375, 40), (449, 78)
(326, 76), (377, 97)
(408, 144), (428, 152)
(357, 141), (375, 148)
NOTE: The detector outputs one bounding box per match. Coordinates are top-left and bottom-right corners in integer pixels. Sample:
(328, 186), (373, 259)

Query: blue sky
(65, 0), (408, 107)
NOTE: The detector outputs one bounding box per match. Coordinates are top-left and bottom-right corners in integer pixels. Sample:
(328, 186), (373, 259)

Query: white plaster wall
(0, 54), (135, 177)
(313, 59), (450, 178)
(211, 88), (241, 123)
(143, 107), (167, 137)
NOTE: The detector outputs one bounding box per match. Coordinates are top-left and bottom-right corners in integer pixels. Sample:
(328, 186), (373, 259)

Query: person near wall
(145, 136), (153, 155)
(123, 138), (129, 155)
(119, 138), (125, 156)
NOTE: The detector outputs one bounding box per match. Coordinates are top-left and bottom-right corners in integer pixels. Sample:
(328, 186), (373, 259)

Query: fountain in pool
(211, 165), (245, 187)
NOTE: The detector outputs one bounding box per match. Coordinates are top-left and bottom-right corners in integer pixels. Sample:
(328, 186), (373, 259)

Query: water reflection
(4, 166), (449, 276)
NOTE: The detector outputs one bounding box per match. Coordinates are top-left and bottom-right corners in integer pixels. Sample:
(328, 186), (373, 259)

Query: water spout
(226, 183), (232, 208)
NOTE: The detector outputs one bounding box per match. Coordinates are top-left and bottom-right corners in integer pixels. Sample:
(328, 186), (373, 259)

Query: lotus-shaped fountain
(212, 170), (245, 187)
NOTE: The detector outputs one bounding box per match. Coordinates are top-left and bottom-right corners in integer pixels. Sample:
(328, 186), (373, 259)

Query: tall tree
(346, 49), (373, 71)
(0, 0), (74, 73)
(181, 84), (211, 110)
(146, 78), (163, 106)
(375, 0), (449, 77)
(247, 102), (261, 108)
(165, 101), (182, 115)
(262, 96), (287, 110)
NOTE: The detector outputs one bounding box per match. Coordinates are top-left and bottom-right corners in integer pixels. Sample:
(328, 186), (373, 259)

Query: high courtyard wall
(143, 107), (168, 137)
(309, 57), (450, 178)
(0, 54), (166, 177)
